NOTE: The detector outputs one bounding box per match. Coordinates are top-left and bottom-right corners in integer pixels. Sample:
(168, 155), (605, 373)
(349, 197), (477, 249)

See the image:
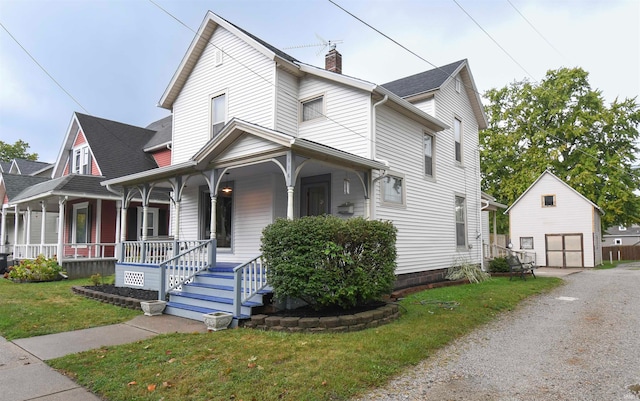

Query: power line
(506, 0), (565, 60)
(451, 0), (534, 80)
(0, 21), (89, 114)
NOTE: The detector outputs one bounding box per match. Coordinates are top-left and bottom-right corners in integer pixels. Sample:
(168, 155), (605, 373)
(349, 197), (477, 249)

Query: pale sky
(1, 0), (638, 163)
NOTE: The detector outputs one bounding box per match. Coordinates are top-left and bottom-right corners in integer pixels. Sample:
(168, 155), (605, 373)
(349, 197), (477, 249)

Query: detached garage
(506, 170), (603, 268)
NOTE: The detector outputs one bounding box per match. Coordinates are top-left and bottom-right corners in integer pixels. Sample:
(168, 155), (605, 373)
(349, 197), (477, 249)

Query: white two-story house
(104, 11), (487, 321)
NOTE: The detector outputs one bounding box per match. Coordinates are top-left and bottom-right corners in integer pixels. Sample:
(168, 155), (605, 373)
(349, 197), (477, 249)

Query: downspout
(370, 94), (389, 220)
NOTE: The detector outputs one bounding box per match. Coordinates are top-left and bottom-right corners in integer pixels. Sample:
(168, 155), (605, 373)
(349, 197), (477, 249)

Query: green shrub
(488, 257), (510, 273)
(90, 273), (102, 286)
(7, 255), (66, 282)
(446, 257), (491, 283)
(261, 216), (397, 310)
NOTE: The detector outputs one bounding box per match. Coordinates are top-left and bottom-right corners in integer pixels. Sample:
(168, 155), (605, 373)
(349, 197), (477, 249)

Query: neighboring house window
(73, 146), (91, 174)
(619, 225), (627, 231)
(137, 207), (159, 239)
(301, 96), (323, 122)
(211, 93), (226, 137)
(520, 237), (534, 249)
(542, 194), (556, 207)
(614, 238), (622, 245)
(424, 133), (435, 177)
(72, 202), (89, 244)
(455, 195), (467, 247)
(382, 174), (405, 206)
(454, 117), (462, 163)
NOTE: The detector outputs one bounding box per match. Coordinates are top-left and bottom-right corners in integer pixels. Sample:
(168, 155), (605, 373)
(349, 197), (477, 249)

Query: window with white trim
(137, 207), (159, 239)
(520, 237), (534, 249)
(454, 117), (462, 163)
(619, 225), (627, 231)
(614, 238), (622, 245)
(73, 146), (91, 175)
(301, 96), (324, 122)
(72, 202), (89, 244)
(455, 77), (462, 93)
(424, 133), (435, 177)
(455, 195), (467, 247)
(211, 93), (226, 138)
(382, 174), (405, 206)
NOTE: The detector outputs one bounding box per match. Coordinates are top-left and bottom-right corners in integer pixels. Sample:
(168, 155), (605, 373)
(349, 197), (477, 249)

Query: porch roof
(102, 119), (388, 187)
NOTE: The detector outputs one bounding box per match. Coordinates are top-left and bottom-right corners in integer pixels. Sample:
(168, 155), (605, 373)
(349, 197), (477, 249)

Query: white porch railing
(233, 255), (268, 317)
(158, 239), (215, 300)
(122, 240), (209, 264)
(12, 243), (116, 260)
(485, 244), (536, 266)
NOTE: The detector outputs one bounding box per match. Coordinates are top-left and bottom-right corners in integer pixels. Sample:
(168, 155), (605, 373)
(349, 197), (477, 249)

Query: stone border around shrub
(242, 303), (400, 333)
(71, 286), (143, 311)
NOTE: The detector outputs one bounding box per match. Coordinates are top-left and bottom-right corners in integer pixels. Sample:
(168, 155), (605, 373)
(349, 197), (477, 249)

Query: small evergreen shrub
(446, 257), (491, 284)
(261, 216), (397, 310)
(488, 257), (510, 273)
(7, 255), (66, 282)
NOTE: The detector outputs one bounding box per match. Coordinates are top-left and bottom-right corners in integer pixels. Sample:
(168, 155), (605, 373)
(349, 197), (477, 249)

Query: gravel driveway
(354, 263), (640, 401)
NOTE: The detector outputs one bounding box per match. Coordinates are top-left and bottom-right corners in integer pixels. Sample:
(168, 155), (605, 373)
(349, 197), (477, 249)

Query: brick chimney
(325, 47), (342, 74)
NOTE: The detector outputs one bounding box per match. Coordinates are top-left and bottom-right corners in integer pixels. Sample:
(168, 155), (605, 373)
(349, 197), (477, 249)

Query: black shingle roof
(144, 115), (173, 149)
(381, 59), (466, 98)
(0, 162), (11, 172)
(1, 173), (51, 201)
(10, 175), (113, 202)
(75, 113), (159, 179)
(13, 159), (53, 175)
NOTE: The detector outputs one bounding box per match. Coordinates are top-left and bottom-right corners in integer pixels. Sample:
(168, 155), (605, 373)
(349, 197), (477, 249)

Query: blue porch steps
(164, 263), (270, 324)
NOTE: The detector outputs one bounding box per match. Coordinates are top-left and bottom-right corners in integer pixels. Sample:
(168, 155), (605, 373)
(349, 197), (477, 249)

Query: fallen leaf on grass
(162, 381), (173, 388)
(127, 381), (137, 386)
(247, 363), (257, 369)
(165, 350), (172, 355)
(147, 384), (156, 392)
(322, 381), (327, 386)
(167, 358), (177, 364)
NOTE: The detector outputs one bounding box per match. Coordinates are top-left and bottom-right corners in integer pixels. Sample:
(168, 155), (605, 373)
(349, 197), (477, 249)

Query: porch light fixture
(222, 173), (232, 193)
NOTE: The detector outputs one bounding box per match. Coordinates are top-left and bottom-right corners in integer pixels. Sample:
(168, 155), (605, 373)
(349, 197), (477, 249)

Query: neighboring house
(8, 159), (53, 177)
(103, 11), (487, 321)
(506, 170), (603, 268)
(4, 113), (172, 277)
(602, 224), (640, 246)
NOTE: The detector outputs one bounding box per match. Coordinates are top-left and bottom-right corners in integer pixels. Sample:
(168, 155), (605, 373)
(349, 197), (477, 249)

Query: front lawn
(49, 277), (562, 401)
(0, 277), (140, 340)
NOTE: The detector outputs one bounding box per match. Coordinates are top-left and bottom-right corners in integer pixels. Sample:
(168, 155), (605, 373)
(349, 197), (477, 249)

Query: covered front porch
(104, 119), (386, 321)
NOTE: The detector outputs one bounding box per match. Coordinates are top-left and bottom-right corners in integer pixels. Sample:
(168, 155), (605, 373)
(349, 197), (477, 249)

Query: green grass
(0, 277), (140, 340)
(49, 277), (562, 401)
(595, 260), (633, 269)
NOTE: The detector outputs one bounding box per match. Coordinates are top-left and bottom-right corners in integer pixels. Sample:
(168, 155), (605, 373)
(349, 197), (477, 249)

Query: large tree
(0, 140), (38, 162)
(481, 67), (640, 230)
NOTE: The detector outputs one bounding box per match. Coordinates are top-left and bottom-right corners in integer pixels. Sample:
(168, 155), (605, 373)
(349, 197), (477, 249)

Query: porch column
(95, 199), (102, 258)
(120, 203), (127, 261)
(287, 186), (294, 220)
(173, 200), (181, 241)
(115, 200), (121, 257)
(25, 207), (32, 254)
(13, 205), (19, 256)
(57, 197), (66, 265)
(210, 194), (217, 240)
(0, 206), (6, 253)
(40, 202), (47, 256)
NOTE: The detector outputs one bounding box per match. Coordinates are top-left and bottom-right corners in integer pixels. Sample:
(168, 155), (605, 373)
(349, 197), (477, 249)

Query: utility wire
(0, 21), (89, 114)
(451, 0), (534, 80)
(506, 0), (565, 60)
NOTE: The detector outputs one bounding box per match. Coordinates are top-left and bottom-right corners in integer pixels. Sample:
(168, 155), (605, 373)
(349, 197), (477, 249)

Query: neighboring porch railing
(483, 244), (536, 265)
(12, 243), (116, 260)
(233, 255), (268, 317)
(158, 239), (216, 300)
(122, 240), (210, 264)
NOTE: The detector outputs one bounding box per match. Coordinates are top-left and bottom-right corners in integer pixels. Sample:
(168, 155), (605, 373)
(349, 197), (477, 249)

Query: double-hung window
(73, 146), (91, 174)
(424, 133), (435, 177)
(211, 93), (226, 138)
(301, 96), (324, 122)
(455, 195), (467, 248)
(454, 117), (462, 163)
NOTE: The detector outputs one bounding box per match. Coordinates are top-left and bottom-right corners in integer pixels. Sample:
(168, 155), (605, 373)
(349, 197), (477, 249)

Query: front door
(300, 174), (331, 216)
(546, 234), (583, 267)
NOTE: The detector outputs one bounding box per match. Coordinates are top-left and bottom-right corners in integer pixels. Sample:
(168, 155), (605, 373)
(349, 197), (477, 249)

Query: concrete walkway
(0, 267), (584, 401)
(0, 315), (207, 401)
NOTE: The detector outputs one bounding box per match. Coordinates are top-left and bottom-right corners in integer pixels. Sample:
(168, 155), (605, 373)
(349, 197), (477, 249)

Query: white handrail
(158, 239), (215, 300)
(233, 255), (267, 317)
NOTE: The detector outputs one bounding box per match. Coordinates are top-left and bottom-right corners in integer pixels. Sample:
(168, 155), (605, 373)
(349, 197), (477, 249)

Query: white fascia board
(101, 161), (196, 187)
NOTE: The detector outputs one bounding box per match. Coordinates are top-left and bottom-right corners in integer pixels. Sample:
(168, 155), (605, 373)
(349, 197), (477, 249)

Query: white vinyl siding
(274, 69), (299, 135)
(172, 25), (275, 164)
(215, 133), (284, 163)
(509, 173), (599, 267)
(373, 103), (481, 275)
(297, 76), (370, 158)
(412, 97), (435, 117)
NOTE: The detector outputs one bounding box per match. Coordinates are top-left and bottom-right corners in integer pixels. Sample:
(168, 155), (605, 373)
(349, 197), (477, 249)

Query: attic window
(301, 96), (324, 122)
(542, 194), (556, 207)
(73, 146), (91, 175)
(455, 77), (462, 93)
